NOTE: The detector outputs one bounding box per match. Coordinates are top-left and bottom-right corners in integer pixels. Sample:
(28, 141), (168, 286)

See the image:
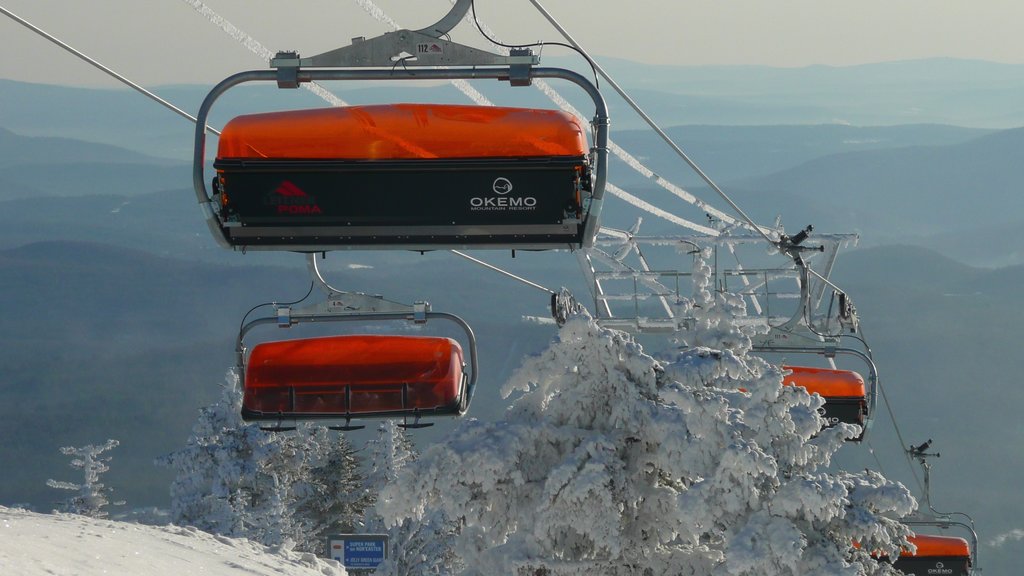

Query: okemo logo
(493, 177), (513, 195)
(928, 563), (953, 575)
(264, 180), (323, 215)
(469, 177), (537, 211)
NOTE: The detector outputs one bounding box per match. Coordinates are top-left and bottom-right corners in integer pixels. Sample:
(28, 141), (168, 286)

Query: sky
(0, 507), (347, 576)
(2, 0), (1024, 88)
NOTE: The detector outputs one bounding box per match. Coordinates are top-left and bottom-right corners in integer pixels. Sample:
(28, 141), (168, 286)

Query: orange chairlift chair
(236, 264), (478, 430)
(191, 0), (608, 253)
(782, 365), (868, 440)
(876, 534), (973, 576)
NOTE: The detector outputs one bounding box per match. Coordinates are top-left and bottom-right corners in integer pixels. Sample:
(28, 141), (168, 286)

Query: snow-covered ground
(0, 506), (346, 576)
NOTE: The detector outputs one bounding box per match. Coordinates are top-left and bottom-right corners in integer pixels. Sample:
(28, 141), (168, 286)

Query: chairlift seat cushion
(242, 334), (465, 419)
(889, 535), (972, 575)
(217, 104), (587, 160)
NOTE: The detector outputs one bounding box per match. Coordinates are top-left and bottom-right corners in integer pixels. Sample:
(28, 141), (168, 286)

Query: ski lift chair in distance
(236, 257), (478, 431)
(876, 534), (973, 576)
(781, 365), (868, 441)
(243, 334), (469, 428)
(897, 440), (981, 573)
(191, 0), (608, 253)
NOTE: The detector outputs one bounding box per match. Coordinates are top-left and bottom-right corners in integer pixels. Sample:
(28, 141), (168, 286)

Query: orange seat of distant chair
(217, 103), (587, 160)
(242, 334), (465, 418)
(887, 534), (972, 575)
(901, 534), (971, 559)
(860, 533), (971, 575)
(781, 365), (865, 397)
(781, 365), (868, 438)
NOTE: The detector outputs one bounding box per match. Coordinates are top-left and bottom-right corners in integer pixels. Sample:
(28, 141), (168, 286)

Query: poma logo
(264, 180), (323, 215)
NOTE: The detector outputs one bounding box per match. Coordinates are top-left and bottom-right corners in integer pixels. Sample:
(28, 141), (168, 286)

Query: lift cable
(1, 1), (559, 300)
(525, 0), (775, 245)
(856, 323), (924, 494)
(507, 2), (922, 486)
(0, 5), (220, 136)
(450, 251), (555, 295)
(181, 0), (349, 107)
(433, 0), (731, 232)
(352, 0), (717, 236)
(183, 0), (560, 297)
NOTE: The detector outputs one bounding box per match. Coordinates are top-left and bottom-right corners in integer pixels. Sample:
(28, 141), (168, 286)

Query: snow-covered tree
(47, 438), (124, 518)
(363, 420), (418, 499)
(375, 251), (916, 575)
(292, 425), (372, 551)
(157, 371), (369, 552)
(365, 421), (463, 575)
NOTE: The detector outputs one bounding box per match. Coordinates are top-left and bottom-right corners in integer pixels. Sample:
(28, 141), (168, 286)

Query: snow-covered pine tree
(364, 420), (418, 499)
(47, 439), (123, 518)
(364, 421), (463, 575)
(157, 371), (369, 552)
(292, 425), (372, 552)
(156, 372), (290, 541)
(375, 250), (916, 576)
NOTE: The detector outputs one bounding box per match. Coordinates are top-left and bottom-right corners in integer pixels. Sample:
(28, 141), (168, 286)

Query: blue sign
(328, 534), (388, 570)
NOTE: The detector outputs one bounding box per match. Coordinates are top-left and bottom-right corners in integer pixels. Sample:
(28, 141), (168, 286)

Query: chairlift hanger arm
(301, 254), (416, 314)
(272, 0), (536, 70)
(276, 33), (538, 69)
(416, 0), (472, 38)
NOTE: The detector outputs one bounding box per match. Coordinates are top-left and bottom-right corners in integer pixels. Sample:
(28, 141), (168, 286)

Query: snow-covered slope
(0, 506), (346, 576)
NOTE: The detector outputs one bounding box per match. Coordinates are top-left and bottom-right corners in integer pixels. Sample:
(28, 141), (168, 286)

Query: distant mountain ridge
(0, 127), (188, 200)
(0, 126), (174, 168)
(596, 57), (1024, 128)
(727, 127), (1024, 254)
(610, 123), (992, 187)
(2, 57), (1023, 159)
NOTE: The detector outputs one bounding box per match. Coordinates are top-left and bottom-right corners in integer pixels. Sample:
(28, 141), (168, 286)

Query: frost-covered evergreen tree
(47, 439), (123, 518)
(376, 251), (916, 575)
(157, 371), (369, 552)
(293, 424), (372, 551)
(365, 421), (463, 575)
(364, 420), (417, 499)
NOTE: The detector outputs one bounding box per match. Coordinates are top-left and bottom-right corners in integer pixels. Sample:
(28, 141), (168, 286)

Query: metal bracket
(272, 34), (537, 70)
(269, 0), (538, 71)
(287, 254), (418, 317)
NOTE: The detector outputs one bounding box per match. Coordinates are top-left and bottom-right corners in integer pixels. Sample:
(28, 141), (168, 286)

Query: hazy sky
(2, 0), (1023, 88)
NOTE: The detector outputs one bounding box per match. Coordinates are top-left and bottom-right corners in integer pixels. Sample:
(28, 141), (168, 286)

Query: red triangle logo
(274, 180), (307, 197)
